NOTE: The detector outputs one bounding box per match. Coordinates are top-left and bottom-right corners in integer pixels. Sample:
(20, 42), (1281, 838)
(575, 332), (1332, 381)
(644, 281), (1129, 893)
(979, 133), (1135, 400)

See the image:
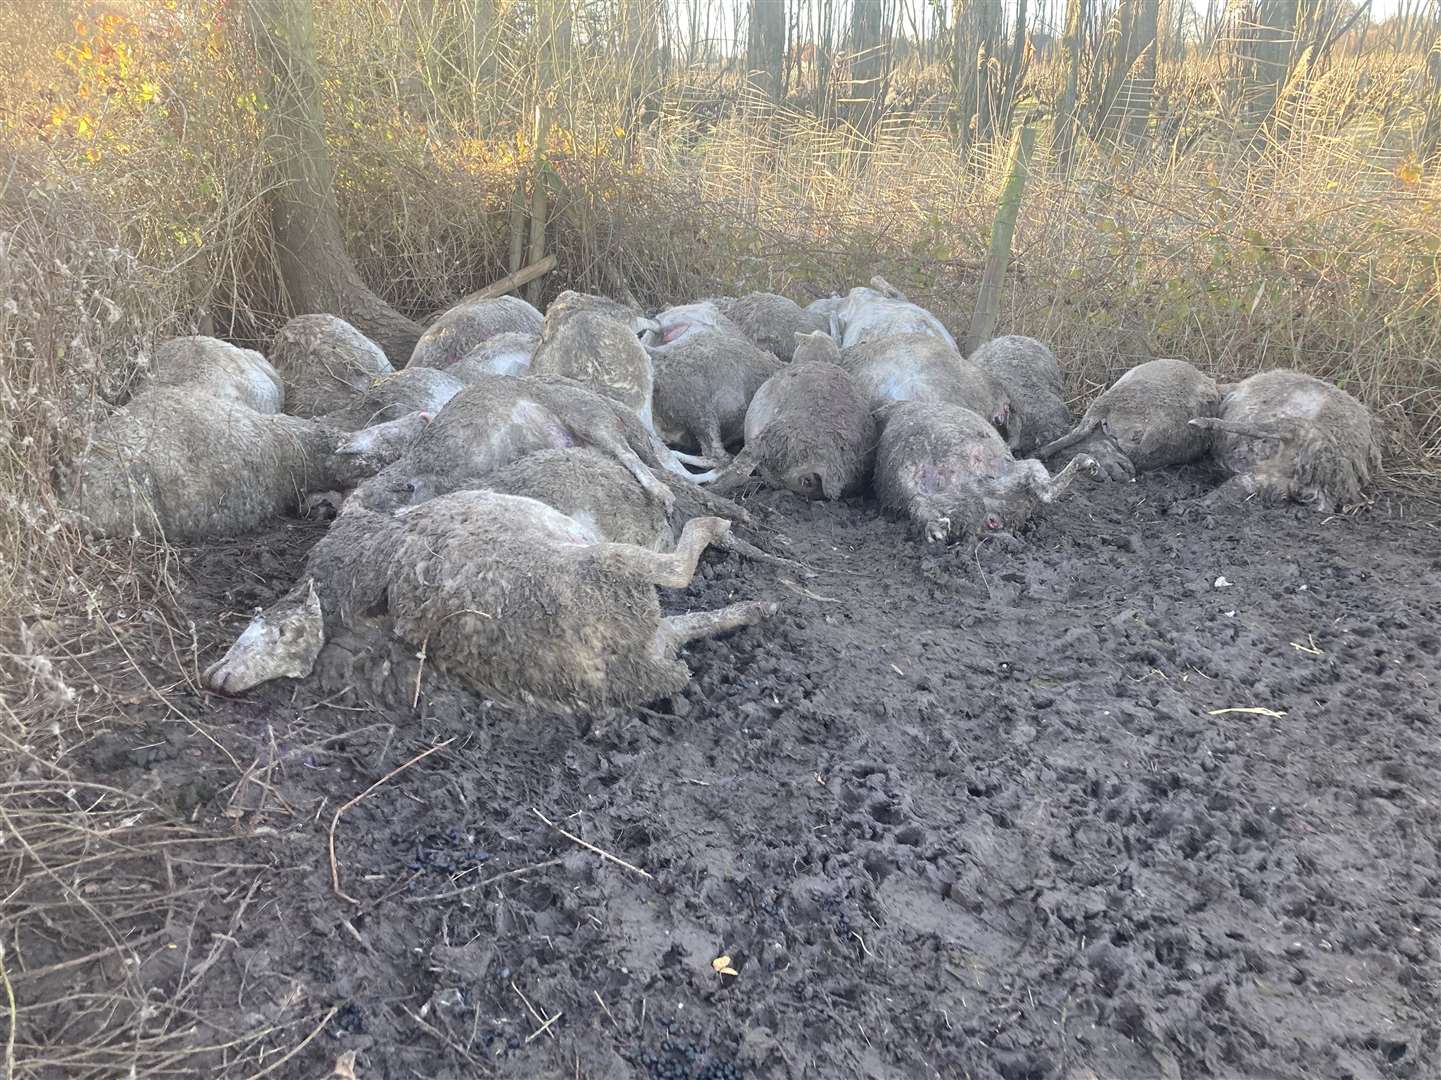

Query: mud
(56, 469), (1441, 1079)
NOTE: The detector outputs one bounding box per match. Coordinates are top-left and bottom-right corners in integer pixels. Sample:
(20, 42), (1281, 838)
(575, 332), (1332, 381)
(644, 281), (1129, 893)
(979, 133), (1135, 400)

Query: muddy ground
(21, 466), (1441, 1079)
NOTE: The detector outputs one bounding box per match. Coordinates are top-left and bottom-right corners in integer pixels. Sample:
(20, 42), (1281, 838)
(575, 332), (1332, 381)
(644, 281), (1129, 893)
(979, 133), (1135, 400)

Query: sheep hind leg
(600, 516), (732, 588)
(654, 601), (780, 659)
(586, 430), (676, 511)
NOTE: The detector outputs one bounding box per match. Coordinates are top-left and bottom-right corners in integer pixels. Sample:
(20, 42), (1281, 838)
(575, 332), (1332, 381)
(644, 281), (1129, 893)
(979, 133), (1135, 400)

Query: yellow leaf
(1396, 158), (1422, 187)
(74, 115), (94, 138)
(711, 955), (738, 977)
(614, 126), (626, 139)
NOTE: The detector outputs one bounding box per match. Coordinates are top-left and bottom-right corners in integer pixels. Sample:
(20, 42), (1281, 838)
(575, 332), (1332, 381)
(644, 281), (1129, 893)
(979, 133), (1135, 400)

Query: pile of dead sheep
(64, 278), (1381, 714)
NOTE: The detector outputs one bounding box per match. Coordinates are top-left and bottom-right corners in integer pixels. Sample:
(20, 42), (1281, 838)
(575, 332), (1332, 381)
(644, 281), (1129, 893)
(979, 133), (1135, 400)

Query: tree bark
(747, 0), (787, 101)
(245, 0), (422, 365)
(1053, 0), (1087, 169)
(848, 0), (892, 134)
(967, 122), (1038, 354)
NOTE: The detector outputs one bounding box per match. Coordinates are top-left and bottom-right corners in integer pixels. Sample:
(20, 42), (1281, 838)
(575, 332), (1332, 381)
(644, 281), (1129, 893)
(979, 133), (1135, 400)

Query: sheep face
(205, 582), (325, 695)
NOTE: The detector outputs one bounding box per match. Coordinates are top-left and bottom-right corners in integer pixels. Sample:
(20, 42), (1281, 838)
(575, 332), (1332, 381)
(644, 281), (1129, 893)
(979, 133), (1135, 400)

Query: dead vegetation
(1, 0), (1439, 1074)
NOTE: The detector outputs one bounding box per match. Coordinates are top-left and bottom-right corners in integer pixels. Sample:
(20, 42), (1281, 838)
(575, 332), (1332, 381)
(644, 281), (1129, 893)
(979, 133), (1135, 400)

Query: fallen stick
(422, 254), (557, 323)
(405, 858), (565, 903)
(329, 738), (456, 905)
(531, 807), (653, 880)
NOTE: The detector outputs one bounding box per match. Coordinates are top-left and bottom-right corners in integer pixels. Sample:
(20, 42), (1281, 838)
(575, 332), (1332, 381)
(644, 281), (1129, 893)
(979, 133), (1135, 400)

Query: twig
(240, 1006), (339, 1080)
(412, 636), (429, 711)
(512, 981), (557, 1041)
(593, 990), (618, 1029)
(531, 808), (654, 880)
(779, 578), (839, 602)
(525, 1010), (563, 1043)
(0, 942), (14, 1080)
(330, 738), (456, 904)
(405, 858), (565, 903)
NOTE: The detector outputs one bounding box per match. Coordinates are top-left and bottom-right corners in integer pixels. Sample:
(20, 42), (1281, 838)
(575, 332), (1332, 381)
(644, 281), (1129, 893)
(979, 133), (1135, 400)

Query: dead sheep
(969, 335), (1073, 455)
(449, 331), (540, 381)
(712, 292), (829, 360)
(1036, 358), (1220, 480)
(320, 367), (465, 431)
(834, 276), (958, 351)
(649, 327), (784, 462)
(148, 335), (284, 413)
(1189, 369), (1380, 511)
(473, 446), (815, 576)
(268, 314), (393, 417)
(67, 388), (339, 540)
(711, 359), (876, 501)
(835, 333), (1015, 447)
(203, 490), (778, 712)
(528, 291), (659, 429)
(328, 412), (433, 486)
(348, 374), (703, 514)
(408, 295), (543, 370)
(874, 400), (1094, 543)
(479, 448), (673, 549)
(644, 301), (740, 347)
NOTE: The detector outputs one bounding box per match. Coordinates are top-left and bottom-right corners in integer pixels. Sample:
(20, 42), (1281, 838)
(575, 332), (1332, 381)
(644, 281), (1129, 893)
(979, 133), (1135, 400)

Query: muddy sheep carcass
(66, 388), (341, 540)
(710, 359), (876, 501)
(147, 335), (284, 413)
(1190, 369), (1381, 511)
(648, 327), (784, 464)
(203, 490), (778, 712)
(267, 315), (393, 417)
(346, 373), (734, 515)
(449, 331), (540, 381)
(1036, 358), (1220, 480)
(968, 335), (1073, 455)
(875, 400), (1094, 543)
(835, 332), (1016, 448)
(528, 291), (660, 430)
(712, 292), (829, 360)
(833, 276), (957, 351)
(408, 295), (544, 370)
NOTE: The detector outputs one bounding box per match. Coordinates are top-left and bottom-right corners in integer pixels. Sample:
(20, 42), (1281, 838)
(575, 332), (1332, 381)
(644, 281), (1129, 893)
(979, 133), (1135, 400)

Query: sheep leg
(712, 532), (816, 578)
(697, 420), (732, 467)
(604, 516), (732, 588)
(1027, 454), (1097, 503)
(656, 601), (780, 656)
(706, 442), (765, 495)
(908, 496), (952, 543)
(670, 450), (716, 469)
(586, 429), (676, 511)
(1034, 417), (1102, 461)
(660, 473), (752, 525)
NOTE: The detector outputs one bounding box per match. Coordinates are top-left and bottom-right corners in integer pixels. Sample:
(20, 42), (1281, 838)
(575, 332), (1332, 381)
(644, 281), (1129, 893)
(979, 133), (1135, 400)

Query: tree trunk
(245, 0), (421, 365)
(1422, 33), (1441, 162)
(747, 0), (787, 101)
(1053, 0), (1087, 169)
(848, 0), (891, 134)
(967, 122), (1038, 354)
(1124, 0), (1159, 142)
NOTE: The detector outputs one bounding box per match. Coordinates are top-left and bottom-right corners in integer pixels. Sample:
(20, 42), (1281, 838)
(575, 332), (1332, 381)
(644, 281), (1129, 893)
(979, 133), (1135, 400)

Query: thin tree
(245, 0), (421, 364)
(747, 0), (787, 101)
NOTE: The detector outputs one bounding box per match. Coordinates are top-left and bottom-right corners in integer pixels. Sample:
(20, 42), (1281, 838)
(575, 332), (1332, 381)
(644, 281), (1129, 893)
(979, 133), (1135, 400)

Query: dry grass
(0, 0), (1438, 1074)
